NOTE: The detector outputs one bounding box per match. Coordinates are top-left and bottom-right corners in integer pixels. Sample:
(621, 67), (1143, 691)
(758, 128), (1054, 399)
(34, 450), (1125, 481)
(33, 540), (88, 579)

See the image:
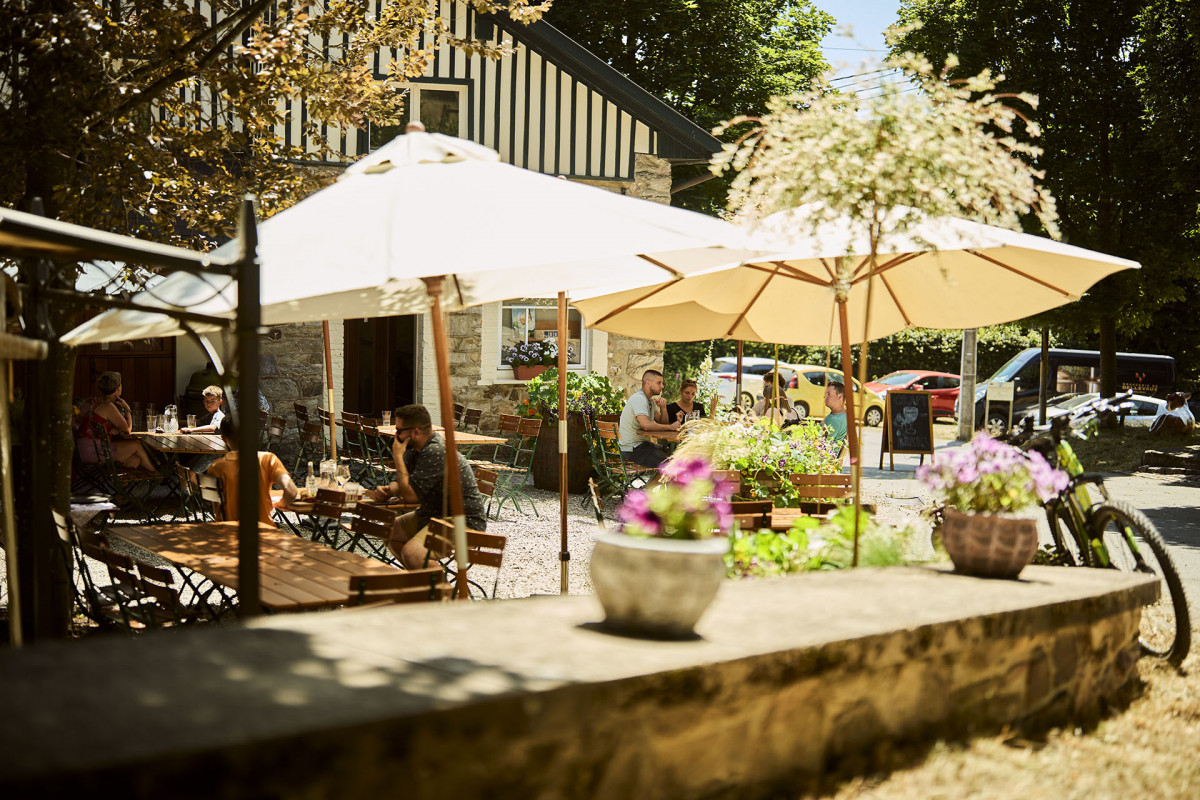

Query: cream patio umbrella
(63, 131), (769, 595)
(573, 203), (1138, 555)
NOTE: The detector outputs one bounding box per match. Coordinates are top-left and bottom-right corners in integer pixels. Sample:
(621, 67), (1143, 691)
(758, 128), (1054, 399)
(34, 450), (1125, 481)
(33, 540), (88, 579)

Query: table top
(108, 521), (398, 612)
(377, 425), (506, 446)
(136, 432), (228, 455)
(643, 429), (682, 443)
(271, 489), (417, 516)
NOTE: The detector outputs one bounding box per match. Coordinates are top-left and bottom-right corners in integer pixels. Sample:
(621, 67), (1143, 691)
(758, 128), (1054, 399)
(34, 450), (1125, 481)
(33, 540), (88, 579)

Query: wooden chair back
(346, 501), (395, 537)
(729, 499), (772, 531)
(460, 407), (483, 432)
(473, 466), (498, 499)
(427, 518), (508, 597)
(347, 568), (452, 605)
(712, 470), (743, 496)
(309, 488), (349, 522)
(195, 471), (226, 519)
(453, 402), (466, 424)
(790, 473), (853, 501)
(293, 402), (310, 423)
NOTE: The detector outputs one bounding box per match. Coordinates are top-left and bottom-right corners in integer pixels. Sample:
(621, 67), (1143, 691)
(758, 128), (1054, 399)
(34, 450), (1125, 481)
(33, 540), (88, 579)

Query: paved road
(853, 424), (1200, 606)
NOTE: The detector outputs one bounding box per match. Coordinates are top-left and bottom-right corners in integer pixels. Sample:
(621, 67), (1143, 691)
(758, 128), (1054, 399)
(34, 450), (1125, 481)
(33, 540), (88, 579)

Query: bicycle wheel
(1089, 500), (1191, 666)
(1045, 501), (1090, 567)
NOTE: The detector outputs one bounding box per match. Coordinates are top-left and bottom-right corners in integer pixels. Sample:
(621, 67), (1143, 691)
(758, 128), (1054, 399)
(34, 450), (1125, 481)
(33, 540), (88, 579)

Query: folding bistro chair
(88, 420), (164, 522)
(335, 501), (402, 566)
(729, 499), (773, 532)
(340, 412), (373, 483)
(293, 401), (310, 439)
(473, 465), (498, 518)
(425, 517), (508, 600)
(294, 421), (325, 475)
(593, 419), (656, 506)
(485, 416), (541, 518)
(359, 420), (396, 489)
(300, 488), (352, 547)
(460, 407), (483, 434)
(346, 569), (452, 606)
(263, 415), (287, 455)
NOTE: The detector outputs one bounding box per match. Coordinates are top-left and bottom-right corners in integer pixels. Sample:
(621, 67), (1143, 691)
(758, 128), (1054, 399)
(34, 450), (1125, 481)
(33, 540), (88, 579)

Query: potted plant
(590, 457), (734, 638)
(517, 369), (624, 492)
(917, 434), (1068, 578)
(669, 416), (843, 507)
(502, 340), (574, 380)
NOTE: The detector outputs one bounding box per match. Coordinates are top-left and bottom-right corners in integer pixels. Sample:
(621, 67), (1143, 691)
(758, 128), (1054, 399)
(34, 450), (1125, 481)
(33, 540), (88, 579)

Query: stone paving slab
(0, 565), (1155, 797)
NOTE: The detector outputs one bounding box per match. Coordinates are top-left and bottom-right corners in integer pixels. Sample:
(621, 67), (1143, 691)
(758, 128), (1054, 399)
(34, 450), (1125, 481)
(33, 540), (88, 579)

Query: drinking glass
(187, 414), (197, 429)
(157, 414), (167, 432)
(335, 463), (351, 486)
(381, 410), (391, 426)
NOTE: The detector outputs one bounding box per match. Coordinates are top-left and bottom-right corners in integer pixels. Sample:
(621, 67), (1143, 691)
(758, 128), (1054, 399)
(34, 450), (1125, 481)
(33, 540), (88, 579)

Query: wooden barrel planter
(531, 420), (593, 493)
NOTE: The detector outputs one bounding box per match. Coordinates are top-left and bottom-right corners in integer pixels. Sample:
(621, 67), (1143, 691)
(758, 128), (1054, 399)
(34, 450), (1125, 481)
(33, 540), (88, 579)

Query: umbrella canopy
(63, 131), (761, 345)
(572, 205), (1139, 344)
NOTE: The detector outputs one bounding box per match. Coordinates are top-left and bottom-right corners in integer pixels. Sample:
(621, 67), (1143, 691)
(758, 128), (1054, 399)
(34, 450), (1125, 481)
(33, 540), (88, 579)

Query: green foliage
(517, 369), (625, 424)
(545, 0), (833, 214)
(892, 1), (1200, 376)
(725, 507), (920, 577)
(0, 0), (547, 244)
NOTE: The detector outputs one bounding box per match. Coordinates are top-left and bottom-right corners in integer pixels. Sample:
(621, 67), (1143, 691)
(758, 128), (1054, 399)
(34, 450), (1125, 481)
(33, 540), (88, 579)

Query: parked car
(1018, 392), (1166, 429)
(960, 348), (1177, 431)
(710, 356), (797, 408)
(785, 365), (886, 426)
(865, 370), (961, 419)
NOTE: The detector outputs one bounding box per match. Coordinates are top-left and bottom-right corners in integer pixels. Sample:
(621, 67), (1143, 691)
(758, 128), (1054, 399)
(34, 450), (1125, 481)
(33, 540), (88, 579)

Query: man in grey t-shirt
(618, 369), (680, 468)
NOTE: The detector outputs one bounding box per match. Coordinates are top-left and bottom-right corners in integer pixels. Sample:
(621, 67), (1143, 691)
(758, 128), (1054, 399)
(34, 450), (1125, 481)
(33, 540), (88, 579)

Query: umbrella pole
(558, 293), (569, 594)
(735, 340), (744, 410)
(422, 277), (468, 599)
(323, 321), (337, 462)
(837, 298), (860, 568)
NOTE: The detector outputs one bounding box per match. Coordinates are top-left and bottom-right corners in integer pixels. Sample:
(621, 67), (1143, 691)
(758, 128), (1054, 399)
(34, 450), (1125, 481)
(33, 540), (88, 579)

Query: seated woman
(750, 382), (800, 426)
(665, 379), (718, 424)
(74, 371), (155, 471)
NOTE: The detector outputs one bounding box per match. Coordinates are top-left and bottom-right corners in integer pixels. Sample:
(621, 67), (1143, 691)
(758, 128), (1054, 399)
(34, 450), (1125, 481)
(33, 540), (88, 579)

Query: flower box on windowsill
(513, 365), (550, 380)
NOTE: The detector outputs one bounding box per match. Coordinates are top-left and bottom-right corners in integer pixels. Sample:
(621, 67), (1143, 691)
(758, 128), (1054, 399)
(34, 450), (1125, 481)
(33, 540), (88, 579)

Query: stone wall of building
(628, 153), (673, 204)
(260, 322), (325, 461)
(606, 333), (665, 396)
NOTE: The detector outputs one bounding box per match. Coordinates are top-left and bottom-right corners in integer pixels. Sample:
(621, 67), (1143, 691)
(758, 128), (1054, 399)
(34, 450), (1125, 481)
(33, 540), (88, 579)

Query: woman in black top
(667, 379), (713, 424)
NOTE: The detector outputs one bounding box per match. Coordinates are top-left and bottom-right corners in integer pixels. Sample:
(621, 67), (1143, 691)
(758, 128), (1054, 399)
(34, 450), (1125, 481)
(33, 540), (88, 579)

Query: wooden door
(72, 338), (177, 408)
(343, 316), (418, 415)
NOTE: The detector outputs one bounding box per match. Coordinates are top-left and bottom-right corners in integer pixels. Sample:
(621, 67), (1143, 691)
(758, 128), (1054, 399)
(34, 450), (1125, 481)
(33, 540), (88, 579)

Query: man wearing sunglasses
(371, 403), (488, 569)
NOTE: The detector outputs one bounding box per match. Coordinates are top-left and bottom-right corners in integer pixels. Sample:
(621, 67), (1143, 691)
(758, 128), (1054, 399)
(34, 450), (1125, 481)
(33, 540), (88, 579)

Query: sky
(815, 1), (903, 81)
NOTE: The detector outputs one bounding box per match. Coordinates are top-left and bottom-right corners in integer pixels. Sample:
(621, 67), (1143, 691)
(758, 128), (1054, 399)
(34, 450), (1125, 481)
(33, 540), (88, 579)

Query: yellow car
(784, 365), (886, 426)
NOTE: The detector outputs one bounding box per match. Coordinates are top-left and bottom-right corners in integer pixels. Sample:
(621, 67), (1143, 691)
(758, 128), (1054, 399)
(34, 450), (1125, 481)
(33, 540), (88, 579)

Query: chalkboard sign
(879, 390), (935, 470)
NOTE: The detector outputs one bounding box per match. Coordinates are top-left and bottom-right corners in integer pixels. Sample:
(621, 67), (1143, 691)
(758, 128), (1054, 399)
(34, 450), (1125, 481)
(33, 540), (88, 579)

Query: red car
(864, 370), (962, 419)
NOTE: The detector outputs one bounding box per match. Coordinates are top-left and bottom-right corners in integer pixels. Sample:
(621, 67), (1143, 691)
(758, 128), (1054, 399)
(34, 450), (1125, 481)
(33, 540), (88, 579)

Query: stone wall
(629, 153), (673, 204)
(606, 332), (666, 396)
(0, 566), (1157, 799)
(260, 322), (325, 461)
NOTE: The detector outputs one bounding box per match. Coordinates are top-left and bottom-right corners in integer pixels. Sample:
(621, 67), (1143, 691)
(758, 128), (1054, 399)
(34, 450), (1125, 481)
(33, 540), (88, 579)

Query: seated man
(181, 385), (226, 434)
(823, 381), (849, 445)
(1150, 392), (1196, 435)
(370, 404), (488, 569)
(205, 417), (299, 525)
(618, 369), (680, 468)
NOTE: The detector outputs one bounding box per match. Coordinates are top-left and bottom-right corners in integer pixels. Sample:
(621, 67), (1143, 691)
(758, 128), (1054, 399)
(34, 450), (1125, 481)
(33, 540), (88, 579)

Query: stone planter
(531, 421), (592, 493)
(590, 531), (728, 638)
(942, 508), (1039, 579)
(513, 365), (549, 381)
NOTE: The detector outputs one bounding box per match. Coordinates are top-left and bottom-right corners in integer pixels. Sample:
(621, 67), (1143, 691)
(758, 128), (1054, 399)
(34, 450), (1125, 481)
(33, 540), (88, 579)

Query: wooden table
(136, 432), (228, 455)
(108, 521), (398, 612)
(644, 429), (682, 444)
(377, 425), (506, 447)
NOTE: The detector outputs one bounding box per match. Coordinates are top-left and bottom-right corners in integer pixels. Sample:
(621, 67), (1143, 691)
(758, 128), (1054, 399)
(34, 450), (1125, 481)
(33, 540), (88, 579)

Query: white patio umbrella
(573, 203), (1138, 561)
(62, 131), (768, 595)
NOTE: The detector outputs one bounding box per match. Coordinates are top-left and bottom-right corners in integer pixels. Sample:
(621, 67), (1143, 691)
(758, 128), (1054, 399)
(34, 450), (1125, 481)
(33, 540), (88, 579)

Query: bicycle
(1000, 392), (1191, 666)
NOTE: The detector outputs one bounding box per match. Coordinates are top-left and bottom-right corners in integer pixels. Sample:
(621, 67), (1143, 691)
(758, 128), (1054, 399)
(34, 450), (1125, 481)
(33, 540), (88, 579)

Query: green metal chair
(592, 419), (656, 507)
(489, 415), (542, 518)
(88, 420), (164, 522)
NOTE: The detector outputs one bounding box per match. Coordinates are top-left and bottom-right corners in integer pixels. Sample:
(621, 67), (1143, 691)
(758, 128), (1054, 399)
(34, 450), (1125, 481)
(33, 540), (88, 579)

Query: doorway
(343, 316), (419, 416)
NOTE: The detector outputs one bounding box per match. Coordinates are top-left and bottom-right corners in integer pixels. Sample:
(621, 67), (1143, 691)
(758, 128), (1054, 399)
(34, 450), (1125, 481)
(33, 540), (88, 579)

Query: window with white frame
(369, 83), (468, 148)
(499, 298), (586, 370)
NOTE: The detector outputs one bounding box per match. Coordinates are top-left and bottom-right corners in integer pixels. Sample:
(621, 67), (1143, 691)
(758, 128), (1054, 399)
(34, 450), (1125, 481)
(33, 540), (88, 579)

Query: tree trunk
(1099, 315), (1118, 398)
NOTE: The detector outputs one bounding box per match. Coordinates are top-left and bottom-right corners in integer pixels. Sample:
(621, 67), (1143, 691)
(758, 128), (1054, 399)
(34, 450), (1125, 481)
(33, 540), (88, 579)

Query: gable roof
(485, 14), (721, 164)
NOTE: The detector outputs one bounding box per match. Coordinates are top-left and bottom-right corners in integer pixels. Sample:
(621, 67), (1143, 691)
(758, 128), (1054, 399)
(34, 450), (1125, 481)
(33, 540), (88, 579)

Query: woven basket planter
(942, 508), (1039, 579)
